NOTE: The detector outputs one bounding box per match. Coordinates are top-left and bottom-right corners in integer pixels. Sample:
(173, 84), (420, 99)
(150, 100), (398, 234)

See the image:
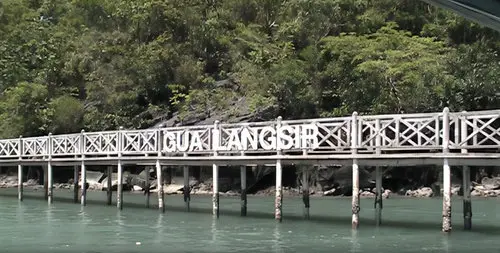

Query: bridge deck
(0, 107), (497, 166)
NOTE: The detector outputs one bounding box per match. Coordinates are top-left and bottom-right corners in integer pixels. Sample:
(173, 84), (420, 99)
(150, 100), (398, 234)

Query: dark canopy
(422, 0), (500, 32)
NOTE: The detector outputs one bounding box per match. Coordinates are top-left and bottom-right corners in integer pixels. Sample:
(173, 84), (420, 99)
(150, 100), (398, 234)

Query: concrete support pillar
(352, 161), (360, 229)
(240, 166), (247, 217)
(117, 161), (123, 210)
(18, 164), (23, 201)
(212, 164), (219, 218)
(145, 166), (150, 208)
(81, 161), (86, 206)
(156, 160), (164, 212)
(463, 166), (472, 230)
(73, 166), (79, 203)
(275, 160), (283, 222)
(442, 158), (452, 232)
(47, 162), (53, 204)
(183, 166), (190, 211)
(374, 166), (383, 226)
(441, 107), (452, 233)
(302, 167), (310, 219)
(107, 166), (112, 205)
(43, 166), (48, 200)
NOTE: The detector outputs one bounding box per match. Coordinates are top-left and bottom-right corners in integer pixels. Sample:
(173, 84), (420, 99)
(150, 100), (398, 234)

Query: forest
(0, 0), (499, 138)
(1, 0), (500, 194)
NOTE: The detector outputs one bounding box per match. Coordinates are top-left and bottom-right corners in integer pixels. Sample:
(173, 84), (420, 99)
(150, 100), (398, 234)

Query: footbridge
(7, 108), (500, 232)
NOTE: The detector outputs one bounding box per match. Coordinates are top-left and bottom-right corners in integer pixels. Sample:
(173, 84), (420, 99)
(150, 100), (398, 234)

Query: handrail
(0, 108), (496, 159)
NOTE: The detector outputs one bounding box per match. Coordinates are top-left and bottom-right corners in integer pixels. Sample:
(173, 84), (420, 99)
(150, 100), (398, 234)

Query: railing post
(80, 129), (87, 206)
(461, 111), (472, 230)
(212, 120), (220, 218)
(157, 125), (165, 212)
(18, 135), (23, 201)
(117, 126), (124, 210)
(275, 116), (283, 222)
(442, 107), (452, 233)
(351, 111), (360, 229)
(374, 119), (383, 226)
(47, 133), (53, 204)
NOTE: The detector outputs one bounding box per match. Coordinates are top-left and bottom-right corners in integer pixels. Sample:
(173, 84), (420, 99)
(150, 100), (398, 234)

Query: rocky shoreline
(2, 174), (500, 198)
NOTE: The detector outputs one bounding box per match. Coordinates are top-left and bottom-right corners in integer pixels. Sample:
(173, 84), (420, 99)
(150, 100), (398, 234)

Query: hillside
(0, 0), (499, 193)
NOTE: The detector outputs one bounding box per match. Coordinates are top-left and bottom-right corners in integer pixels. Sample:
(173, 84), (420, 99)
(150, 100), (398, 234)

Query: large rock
(405, 187), (433, 197)
(80, 170), (104, 190)
(360, 190), (375, 197)
(481, 177), (500, 190)
(164, 184), (183, 194)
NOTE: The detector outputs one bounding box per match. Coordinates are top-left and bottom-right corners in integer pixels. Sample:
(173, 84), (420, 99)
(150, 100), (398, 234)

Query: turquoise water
(0, 189), (499, 253)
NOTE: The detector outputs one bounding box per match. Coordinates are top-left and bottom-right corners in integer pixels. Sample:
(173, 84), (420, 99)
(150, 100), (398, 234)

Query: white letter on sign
(163, 131), (176, 152)
(189, 131), (203, 151)
(277, 125), (294, 150)
(227, 129), (243, 150)
(176, 132), (189, 152)
(259, 126), (276, 150)
(301, 124), (319, 149)
(241, 127), (258, 151)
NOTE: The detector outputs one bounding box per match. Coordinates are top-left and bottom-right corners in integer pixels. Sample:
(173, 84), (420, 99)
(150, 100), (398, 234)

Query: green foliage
(0, 0), (498, 138)
(47, 95), (84, 134)
(0, 82), (49, 138)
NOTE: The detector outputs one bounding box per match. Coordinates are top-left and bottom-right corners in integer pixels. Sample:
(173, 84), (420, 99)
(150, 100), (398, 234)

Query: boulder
(360, 190), (375, 197)
(164, 184), (183, 194)
(382, 189), (391, 199)
(451, 185), (461, 195)
(481, 177), (500, 190)
(405, 187), (433, 197)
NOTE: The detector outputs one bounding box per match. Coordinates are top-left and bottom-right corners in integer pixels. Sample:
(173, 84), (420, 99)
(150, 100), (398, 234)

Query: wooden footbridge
(6, 108), (500, 232)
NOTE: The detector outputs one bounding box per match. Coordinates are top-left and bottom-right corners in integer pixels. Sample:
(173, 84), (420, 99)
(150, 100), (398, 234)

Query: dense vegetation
(0, 0), (499, 138)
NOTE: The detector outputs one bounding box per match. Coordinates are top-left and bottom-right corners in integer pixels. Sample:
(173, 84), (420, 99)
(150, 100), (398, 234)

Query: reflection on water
(350, 229), (360, 253)
(0, 189), (499, 253)
(442, 234), (451, 253)
(272, 223), (283, 253)
(154, 214), (164, 244)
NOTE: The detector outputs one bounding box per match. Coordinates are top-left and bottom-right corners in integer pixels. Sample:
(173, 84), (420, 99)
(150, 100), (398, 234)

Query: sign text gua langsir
(163, 124), (319, 152)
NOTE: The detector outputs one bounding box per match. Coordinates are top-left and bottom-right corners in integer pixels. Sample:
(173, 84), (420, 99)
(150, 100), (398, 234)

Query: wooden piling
(73, 166), (79, 203)
(18, 164), (23, 201)
(107, 166), (112, 205)
(117, 161), (123, 210)
(156, 160), (164, 212)
(48, 162), (53, 204)
(462, 166), (472, 230)
(240, 166), (247, 217)
(374, 166), (383, 225)
(461, 112), (472, 230)
(183, 166), (190, 211)
(145, 166), (150, 208)
(275, 160), (283, 222)
(213, 164), (219, 218)
(352, 161), (360, 229)
(302, 167), (310, 219)
(43, 166), (48, 200)
(81, 161), (87, 206)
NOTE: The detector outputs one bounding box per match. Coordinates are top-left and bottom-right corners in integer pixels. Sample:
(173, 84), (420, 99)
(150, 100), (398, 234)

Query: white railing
(0, 108), (498, 160)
